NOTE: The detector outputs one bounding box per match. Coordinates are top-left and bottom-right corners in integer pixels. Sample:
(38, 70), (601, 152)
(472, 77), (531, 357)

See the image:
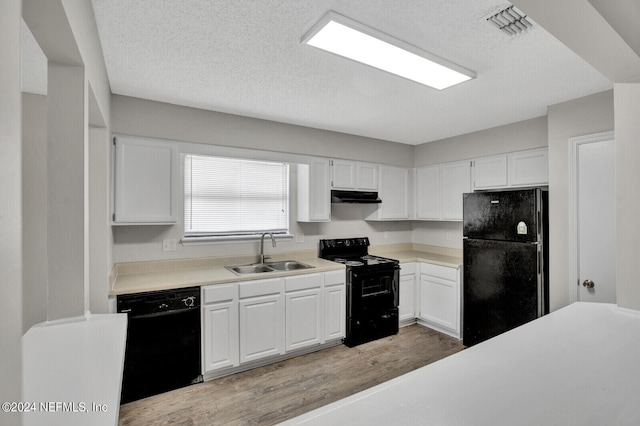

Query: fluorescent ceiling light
(302, 11), (476, 90)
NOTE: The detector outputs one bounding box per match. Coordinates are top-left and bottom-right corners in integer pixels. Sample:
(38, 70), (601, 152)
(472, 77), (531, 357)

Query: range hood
(331, 190), (382, 204)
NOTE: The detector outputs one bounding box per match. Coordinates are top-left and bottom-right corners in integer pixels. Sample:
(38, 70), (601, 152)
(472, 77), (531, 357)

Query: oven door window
(350, 268), (399, 314)
(361, 275), (393, 298)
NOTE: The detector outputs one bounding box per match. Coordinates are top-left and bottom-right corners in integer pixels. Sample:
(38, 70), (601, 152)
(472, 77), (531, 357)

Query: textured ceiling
(86, 0), (611, 145)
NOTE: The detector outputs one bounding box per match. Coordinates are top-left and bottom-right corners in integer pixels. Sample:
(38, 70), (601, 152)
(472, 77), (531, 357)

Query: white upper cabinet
(415, 165), (440, 220)
(297, 157), (331, 222)
(472, 148), (548, 190)
(440, 161), (471, 221)
(112, 136), (179, 224)
(416, 161), (470, 221)
(472, 155), (508, 190)
(331, 160), (378, 190)
(508, 148), (548, 187)
(331, 159), (356, 189)
(366, 165), (411, 221)
(357, 162), (378, 190)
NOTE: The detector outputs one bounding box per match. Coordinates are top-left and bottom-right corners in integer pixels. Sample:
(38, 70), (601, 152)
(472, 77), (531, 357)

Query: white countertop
(110, 254), (344, 296)
(280, 302), (640, 425)
(109, 244), (462, 296)
(22, 313), (127, 426)
(371, 248), (462, 268)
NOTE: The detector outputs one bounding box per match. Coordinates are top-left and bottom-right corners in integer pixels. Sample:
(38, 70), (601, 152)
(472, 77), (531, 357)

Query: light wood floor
(118, 324), (465, 425)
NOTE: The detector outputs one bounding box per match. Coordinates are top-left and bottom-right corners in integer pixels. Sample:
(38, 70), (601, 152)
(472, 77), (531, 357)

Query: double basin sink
(225, 260), (314, 276)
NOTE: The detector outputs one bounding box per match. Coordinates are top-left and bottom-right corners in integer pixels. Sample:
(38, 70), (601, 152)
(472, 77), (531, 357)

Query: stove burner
(332, 258), (365, 266)
(329, 255), (396, 267)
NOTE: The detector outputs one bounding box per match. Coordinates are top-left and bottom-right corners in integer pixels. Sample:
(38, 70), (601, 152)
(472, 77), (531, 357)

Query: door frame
(568, 131), (615, 303)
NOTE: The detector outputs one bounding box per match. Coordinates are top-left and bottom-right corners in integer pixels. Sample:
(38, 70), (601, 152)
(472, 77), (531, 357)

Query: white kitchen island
(281, 302), (640, 425)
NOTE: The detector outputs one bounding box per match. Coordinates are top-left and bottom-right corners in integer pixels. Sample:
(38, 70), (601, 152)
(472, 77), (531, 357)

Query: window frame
(181, 153), (293, 244)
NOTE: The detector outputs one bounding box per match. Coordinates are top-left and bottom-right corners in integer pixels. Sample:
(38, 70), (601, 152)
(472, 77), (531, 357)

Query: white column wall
(46, 63), (88, 320)
(614, 82), (640, 311)
(0, 0), (23, 423)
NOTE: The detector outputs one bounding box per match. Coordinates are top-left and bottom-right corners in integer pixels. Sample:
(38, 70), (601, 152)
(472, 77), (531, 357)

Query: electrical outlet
(162, 239), (176, 252)
(384, 231), (389, 239)
(295, 233), (305, 243)
(446, 232), (452, 241)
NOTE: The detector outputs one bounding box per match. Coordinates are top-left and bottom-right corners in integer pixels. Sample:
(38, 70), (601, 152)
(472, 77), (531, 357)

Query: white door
(202, 301), (239, 373)
(377, 165), (409, 219)
(285, 288), (322, 351)
(573, 133), (616, 303)
(440, 161), (471, 221)
(415, 166), (440, 219)
(239, 294), (284, 363)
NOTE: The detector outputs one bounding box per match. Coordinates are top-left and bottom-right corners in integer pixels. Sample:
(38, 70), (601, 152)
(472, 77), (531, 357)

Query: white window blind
(184, 154), (289, 237)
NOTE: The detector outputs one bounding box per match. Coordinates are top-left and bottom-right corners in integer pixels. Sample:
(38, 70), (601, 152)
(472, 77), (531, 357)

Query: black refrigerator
(462, 188), (548, 347)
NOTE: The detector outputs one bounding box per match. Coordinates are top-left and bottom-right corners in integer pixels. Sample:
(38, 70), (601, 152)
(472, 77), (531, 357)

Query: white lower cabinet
(201, 269), (346, 377)
(202, 284), (239, 372)
(323, 270), (346, 341)
(285, 274), (323, 351)
(399, 263), (417, 325)
(239, 278), (285, 363)
(418, 263), (461, 338)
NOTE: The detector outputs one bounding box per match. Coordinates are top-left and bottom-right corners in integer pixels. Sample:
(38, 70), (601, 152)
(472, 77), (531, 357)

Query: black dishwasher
(117, 286), (202, 404)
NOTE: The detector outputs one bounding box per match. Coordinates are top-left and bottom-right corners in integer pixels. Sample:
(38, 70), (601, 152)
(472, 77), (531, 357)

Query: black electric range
(319, 237), (399, 347)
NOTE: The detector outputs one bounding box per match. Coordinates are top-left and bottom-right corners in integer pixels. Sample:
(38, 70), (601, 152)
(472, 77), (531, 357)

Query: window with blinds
(184, 154), (289, 238)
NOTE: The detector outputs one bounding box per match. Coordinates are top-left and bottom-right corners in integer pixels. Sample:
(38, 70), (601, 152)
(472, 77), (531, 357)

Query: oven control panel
(321, 237), (369, 248)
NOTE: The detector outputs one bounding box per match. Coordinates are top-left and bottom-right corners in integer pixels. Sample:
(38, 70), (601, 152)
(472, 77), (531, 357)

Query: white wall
(22, 0), (112, 325)
(0, 0), (23, 421)
(614, 83), (640, 311)
(547, 90), (614, 311)
(89, 125), (112, 314)
(110, 95), (414, 263)
(414, 116), (548, 166)
(112, 95), (413, 167)
(22, 93), (48, 330)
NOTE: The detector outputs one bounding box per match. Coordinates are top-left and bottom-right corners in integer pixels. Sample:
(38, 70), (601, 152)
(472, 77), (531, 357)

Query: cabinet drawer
(400, 262), (417, 275)
(420, 263), (458, 281)
(324, 270), (346, 286)
(285, 273), (322, 292)
(239, 278), (283, 299)
(203, 283), (237, 304)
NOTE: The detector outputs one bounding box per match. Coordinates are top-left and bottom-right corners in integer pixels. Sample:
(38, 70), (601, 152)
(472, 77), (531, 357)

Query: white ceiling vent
(486, 5), (533, 36)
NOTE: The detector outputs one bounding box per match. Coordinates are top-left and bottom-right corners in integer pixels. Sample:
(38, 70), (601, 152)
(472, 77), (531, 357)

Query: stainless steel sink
(226, 264), (274, 275)
(225, 260), (314, 275)
(266, 260), (314, 271)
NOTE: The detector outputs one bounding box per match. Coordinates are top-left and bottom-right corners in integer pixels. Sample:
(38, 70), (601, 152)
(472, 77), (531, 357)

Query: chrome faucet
(259, 232), (276, 264)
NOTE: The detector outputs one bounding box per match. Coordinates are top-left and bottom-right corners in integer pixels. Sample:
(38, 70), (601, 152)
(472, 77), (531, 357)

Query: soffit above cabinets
(82, 0), (612, 145)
